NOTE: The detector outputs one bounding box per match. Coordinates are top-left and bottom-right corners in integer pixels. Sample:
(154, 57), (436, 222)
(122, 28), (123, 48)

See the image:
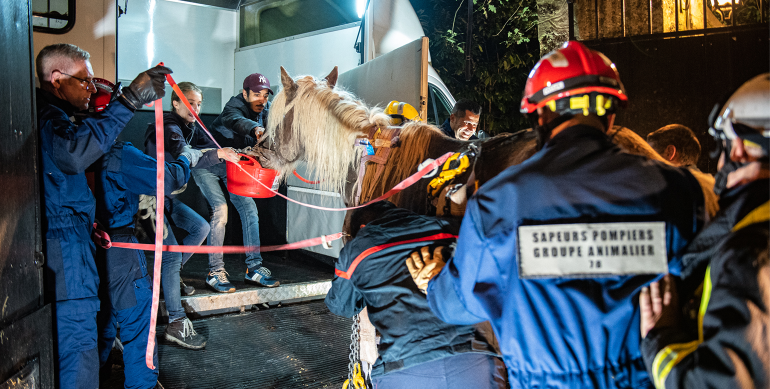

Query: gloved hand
(136, 194), (168, 239)
(120, 65), (173, 109)
(178, 145), (203, 167)
(406, 246), (447, 294)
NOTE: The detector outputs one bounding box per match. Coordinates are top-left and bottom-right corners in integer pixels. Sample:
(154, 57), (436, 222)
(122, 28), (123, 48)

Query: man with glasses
(36, 43), (169, 389)
(440, 99), (482, 141)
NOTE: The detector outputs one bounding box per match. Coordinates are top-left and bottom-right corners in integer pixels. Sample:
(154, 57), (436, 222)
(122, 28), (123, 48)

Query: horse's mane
(266, 72), (391, 194)
(359, 121), (445, 206)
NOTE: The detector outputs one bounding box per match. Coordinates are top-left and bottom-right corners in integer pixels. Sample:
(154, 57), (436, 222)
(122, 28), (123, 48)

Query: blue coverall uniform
(94, 141), (192, 388)
(36, 88), (135, 389)
(427, 125), (705, 388)
(325, 208), (507, 388)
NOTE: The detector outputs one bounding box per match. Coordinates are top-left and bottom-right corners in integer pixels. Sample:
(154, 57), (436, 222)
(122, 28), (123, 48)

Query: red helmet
(520, 41), (627, 117)
(89, 78), (117, 113)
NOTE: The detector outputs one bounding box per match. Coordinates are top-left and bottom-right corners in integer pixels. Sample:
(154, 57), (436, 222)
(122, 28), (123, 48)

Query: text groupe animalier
(529, 228), (657, 259)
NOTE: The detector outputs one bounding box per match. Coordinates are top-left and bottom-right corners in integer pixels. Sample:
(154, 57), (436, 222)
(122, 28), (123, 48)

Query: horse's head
(263, 66), (390, 195)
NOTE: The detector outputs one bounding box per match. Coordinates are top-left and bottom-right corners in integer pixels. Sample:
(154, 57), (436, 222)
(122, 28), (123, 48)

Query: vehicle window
(32, 0), (75, 34)
(427, 84), (452, 126)
(240, 0), (359, 48)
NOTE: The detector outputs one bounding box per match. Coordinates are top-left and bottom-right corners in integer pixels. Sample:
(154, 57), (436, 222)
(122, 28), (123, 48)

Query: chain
(346, 313), (361, 386)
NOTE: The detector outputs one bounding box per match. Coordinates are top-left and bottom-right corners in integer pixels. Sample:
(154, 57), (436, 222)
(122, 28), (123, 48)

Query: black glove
(120, 65), (173, 109)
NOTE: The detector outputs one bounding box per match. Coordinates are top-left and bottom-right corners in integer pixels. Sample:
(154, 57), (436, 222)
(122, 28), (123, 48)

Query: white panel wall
(117, 0), (237, 109)
(234, 24), (360, 95)
(33, 0), (117, 82)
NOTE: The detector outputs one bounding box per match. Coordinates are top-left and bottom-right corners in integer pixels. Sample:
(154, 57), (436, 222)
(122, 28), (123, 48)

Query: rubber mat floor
(102, 300), (353, 389)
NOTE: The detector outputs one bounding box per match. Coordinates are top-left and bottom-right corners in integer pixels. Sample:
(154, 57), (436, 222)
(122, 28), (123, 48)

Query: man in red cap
(192, 73), (279, 293)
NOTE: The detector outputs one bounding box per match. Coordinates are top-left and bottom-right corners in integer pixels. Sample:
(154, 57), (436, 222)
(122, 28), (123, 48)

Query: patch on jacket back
(517, 222), (667, 278)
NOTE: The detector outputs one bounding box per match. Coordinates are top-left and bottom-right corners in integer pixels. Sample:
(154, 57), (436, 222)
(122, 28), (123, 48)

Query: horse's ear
(280, 66), (298, 102)
(324, 66), (338, 88)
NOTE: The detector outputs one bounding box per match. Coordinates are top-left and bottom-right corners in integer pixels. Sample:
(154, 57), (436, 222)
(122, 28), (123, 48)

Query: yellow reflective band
(698, 266), (712, 342)
(651, 201), (769, 389)
(732, 200), (770, 232)
(546, 100), (557, 112)
(570, 95), (590, 116)
(652, 340), (701, 389)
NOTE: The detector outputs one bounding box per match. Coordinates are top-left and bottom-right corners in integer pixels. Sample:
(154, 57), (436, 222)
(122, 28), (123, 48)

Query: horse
(258, 66), (716, 221)
(258, 66), (538, 214)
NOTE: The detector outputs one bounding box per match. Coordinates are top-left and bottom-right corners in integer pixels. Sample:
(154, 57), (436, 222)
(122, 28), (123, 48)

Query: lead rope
(343, 314), (366, 389)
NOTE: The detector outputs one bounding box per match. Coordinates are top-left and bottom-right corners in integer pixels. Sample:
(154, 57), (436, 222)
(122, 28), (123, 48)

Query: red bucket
(226, 153), (278, 198)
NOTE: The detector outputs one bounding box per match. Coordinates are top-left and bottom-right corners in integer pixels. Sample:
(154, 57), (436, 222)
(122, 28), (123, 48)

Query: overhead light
(357, 0), (367, 18)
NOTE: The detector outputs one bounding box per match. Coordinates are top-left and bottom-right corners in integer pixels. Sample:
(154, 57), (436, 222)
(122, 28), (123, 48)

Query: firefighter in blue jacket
(326, 201), (507, 388)
(407, 41), (705, 388)
(35, 43), (169, 388)
(93, 138), (201, 388)
(639, 73), (770, 388)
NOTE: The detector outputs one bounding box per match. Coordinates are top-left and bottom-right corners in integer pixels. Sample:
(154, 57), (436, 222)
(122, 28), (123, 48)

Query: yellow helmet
(385, 101), (422, 124)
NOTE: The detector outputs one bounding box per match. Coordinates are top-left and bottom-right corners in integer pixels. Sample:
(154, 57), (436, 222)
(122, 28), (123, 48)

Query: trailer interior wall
(32, 0), (117, 82)
(234, 23), (360, 95)
(117, 0), (237, 109)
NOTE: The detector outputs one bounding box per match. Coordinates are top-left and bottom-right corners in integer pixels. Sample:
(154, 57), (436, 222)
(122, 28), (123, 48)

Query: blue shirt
(428, 125), (704, 388)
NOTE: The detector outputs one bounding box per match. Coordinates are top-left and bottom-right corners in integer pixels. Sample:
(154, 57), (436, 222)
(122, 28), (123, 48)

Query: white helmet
(709, 73), (770, 155)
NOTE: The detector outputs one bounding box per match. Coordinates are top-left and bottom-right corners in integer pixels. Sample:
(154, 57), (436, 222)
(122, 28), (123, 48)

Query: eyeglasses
(61, 72), (96, 90)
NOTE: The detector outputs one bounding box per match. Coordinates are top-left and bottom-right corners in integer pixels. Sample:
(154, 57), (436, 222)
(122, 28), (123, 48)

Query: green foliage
(412, 0), (540, 134)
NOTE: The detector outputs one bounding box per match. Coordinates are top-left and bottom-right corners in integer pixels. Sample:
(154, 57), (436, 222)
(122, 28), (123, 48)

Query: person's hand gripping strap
(406, 246), (447, 294)
(120, 65), (173, 110)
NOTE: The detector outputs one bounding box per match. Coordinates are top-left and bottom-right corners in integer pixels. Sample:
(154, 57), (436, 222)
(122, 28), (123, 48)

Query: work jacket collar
(36, 87), (78, 116)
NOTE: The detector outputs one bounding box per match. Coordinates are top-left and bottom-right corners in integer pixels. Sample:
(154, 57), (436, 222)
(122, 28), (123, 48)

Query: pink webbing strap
(230, 151), (453, 212)
(146, 98), (164, 369)
(165, 75), (222, 149)
(164, 72), (452, 212)
(112, 232), (344, 253)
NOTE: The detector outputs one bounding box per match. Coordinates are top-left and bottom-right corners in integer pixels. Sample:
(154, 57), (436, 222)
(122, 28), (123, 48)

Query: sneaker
(245, 266), (280, 288)
(164, 317), (206, 349)
(180, 280), (195, 296)
(206, 270), (235, 293)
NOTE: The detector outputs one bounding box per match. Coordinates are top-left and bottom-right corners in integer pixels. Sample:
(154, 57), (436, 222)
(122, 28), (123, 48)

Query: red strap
(334, 233), (457, 279)
(293, 170), (321, 184)
(165, 74), (222, 149)
(91, 223), (112, 249)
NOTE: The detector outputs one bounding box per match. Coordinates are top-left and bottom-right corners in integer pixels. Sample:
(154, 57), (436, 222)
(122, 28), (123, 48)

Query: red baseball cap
(243, 73), (273, 95)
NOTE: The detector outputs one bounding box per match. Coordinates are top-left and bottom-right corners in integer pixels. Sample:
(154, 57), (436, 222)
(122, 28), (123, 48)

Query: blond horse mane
(359, 121), (444, 206)
(266, 67), (391, 195)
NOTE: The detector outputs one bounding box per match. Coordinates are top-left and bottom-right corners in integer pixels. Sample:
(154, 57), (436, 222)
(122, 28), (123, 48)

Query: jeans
(169, 198), (210, 267)
(161, 199), (209, 323)
(191, 164), (263, 272)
